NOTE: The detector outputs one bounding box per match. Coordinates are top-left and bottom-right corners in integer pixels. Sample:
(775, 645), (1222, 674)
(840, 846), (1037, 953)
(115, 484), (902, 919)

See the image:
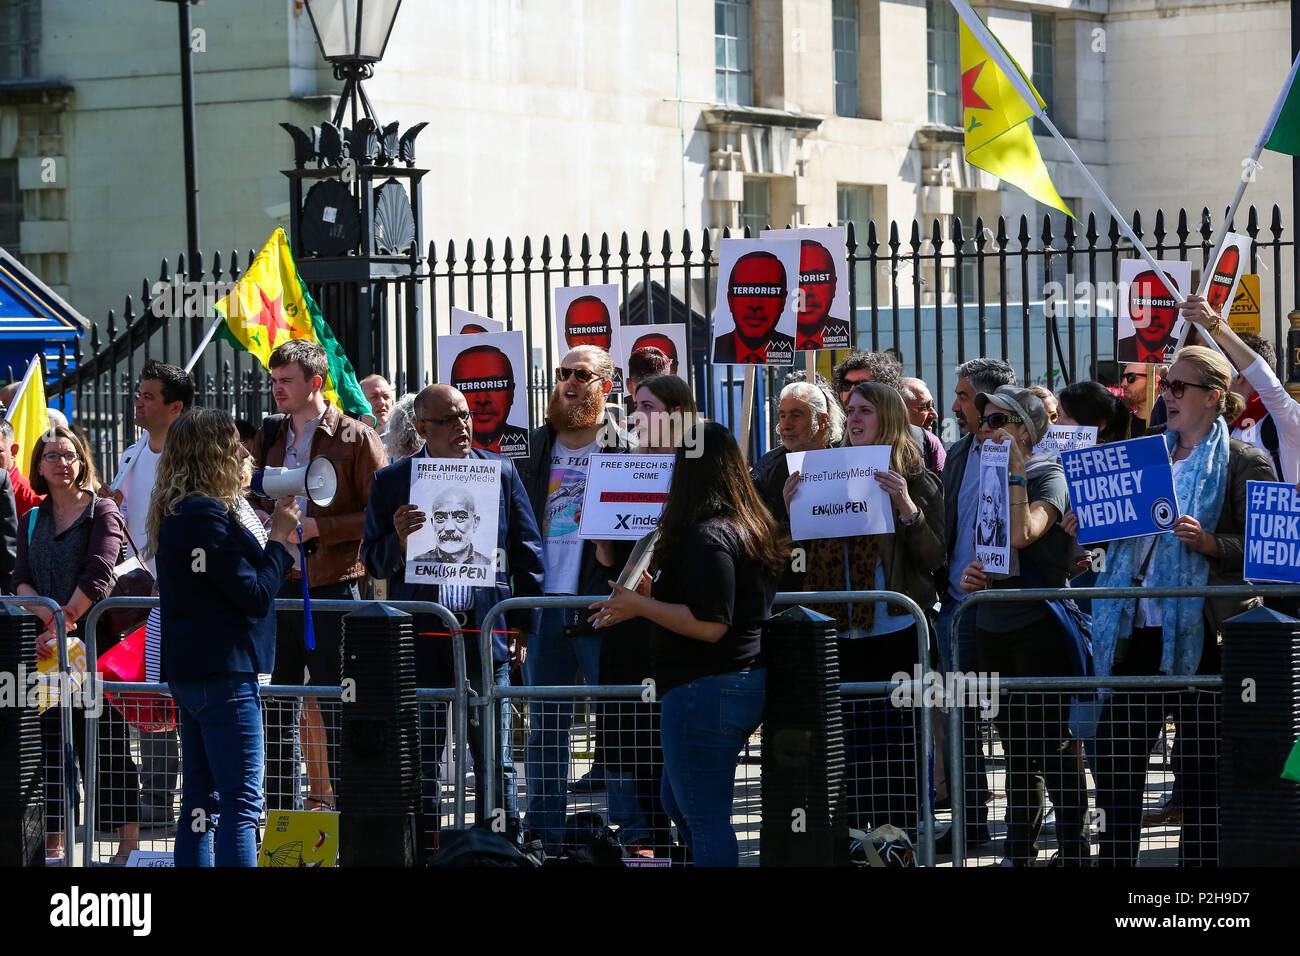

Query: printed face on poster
(450, 307), (505, 335)
(760, 227), (852, 351)
(1116, 259), (1192, 365)
(405, 458), (502, 586)
(621, 323), (688, 383)
(1061, 435), (1180, 546)
(437, 330), (530, 459)
(554, 283), (624, 394)
(975, 441), (1010, 574)
(786, 445), (894, 540)
(1244, 481), (1300, 584)
(578, 453), (676, 539)
(1201, 232), (1252, 323)
(1033, 425), (1098, 456)
(711, 238), (800, 366)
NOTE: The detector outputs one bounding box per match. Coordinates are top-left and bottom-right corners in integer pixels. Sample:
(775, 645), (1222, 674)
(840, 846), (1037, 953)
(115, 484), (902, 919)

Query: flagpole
(1035, 111), (1234, 369)
(185, 313), (225, 374)
(3, 353), (40, 423)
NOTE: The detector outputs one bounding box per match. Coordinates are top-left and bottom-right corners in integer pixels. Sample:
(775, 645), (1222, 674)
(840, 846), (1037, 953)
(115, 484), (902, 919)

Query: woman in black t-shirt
(590, 422), (785, 866)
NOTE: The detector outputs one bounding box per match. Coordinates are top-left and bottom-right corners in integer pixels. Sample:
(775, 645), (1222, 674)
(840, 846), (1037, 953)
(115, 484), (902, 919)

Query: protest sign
(555, 283), (624, 393)
(437, 330), (529, 458)
(1033, 424), (1098, 456)
(578, 453), (675, 539)
(405, 457), (502, 586)
(1116, 258), (1192, 365)
(1061, 434), (1179, 546)
(1244, 480), (1300, 584)
(621, 324), (687, 380)
(450, 307), (504, 334)
(711, 237), (800, 366)
(975, 441), (1010, 574)
(258, 811), (340, 867)
(787, 445), (894, 540)
(1202, 232), (1251, 327)
(760, 226), (851, 351)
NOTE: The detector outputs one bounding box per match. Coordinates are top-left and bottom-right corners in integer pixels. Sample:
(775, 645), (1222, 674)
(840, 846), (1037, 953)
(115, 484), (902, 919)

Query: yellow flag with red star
(212, 228), (369, 417)
(953, 0), (1072, 217)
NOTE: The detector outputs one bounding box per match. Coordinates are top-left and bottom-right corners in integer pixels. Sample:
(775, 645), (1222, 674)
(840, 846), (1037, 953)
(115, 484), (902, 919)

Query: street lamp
(303, 0), (403, 127)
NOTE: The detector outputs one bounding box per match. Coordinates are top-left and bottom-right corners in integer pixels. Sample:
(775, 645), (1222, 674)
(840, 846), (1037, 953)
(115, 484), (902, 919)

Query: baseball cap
(974, 385), (1050, 447)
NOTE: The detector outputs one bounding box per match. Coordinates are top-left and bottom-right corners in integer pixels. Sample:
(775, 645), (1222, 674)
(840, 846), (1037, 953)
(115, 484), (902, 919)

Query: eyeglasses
(555, 366), (604, 385)
(421, 411), (472, 428)
(1121, 372), (1147, 385)
(910, 400), (936, 412)
(1158, 379), (1217, 400)
(41, 451), (80, 464)
(978, 412), (1024, 429)
(433, 510), (471, 522)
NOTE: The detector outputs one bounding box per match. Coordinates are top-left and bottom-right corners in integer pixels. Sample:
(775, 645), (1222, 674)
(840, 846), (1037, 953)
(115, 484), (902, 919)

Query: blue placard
(1061, 434), (1180, 545)
(1244, 480), (1300, 584)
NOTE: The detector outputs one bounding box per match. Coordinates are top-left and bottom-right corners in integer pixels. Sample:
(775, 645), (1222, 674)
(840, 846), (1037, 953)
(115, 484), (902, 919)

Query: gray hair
(383, 393), (424, 462)
(779, 379), (845, 447)
(955, 357), (1016, 395)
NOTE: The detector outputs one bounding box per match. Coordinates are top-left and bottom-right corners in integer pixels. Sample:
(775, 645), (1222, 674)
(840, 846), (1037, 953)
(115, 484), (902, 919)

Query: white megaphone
(251, 457), (337, 507)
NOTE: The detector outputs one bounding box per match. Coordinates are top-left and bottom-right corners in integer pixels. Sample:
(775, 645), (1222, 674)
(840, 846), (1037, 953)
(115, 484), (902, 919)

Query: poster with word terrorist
(405, 457), (502, 586)
(786, 445), (894, 540)
(554, 283), (624, 395)
(620, 323), (688, 383)
(760, 226), (852, 351)
(1061, 435), (1179, 546)
(975, 441), (1011, 574)
(1116, 258), (1192, 365)
(1200, 232), (1251, 326)
(578, 453), (676, 540)
(437, 330), (529, 458)
(710, 237), (801, 366)
(1033, 425), (1098, 456)
(450, 307), (505, 335)
(1244, 481), (1300, 584)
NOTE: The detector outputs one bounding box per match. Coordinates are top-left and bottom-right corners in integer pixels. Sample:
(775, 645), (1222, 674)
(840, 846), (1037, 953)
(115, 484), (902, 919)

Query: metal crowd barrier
(77, 596), (468, 867)
(477, 589), (938, 866)
(943, 583), (1300, 867)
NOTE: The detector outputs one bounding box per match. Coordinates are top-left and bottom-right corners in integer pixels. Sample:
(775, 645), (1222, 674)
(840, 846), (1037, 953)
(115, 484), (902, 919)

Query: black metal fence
(43, 204), (1294, 482)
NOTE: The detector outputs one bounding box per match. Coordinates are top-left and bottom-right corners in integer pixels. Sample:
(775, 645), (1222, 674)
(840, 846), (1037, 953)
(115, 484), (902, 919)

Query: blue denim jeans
(659, 669), (766, 867)
(522, 607), (601, 847)
(168, 674), (265, 867)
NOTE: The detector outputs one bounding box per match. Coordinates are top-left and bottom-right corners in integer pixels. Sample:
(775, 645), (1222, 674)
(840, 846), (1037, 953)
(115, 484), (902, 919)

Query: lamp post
(303, 0), (404, 128)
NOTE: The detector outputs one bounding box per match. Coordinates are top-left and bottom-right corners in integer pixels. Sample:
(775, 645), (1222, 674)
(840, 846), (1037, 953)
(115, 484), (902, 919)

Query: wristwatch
(898, 509), (923, 528)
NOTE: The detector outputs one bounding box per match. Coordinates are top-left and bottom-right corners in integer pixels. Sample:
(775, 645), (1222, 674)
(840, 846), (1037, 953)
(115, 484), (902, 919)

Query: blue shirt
(947, 439), (982, 600)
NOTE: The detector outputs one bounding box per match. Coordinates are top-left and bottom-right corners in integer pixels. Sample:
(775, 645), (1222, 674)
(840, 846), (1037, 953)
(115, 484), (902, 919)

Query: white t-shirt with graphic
(542, 438), (600, 594)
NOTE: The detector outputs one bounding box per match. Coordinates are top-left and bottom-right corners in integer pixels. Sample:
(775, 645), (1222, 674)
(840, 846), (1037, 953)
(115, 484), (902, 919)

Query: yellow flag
(5, 354), (51, 476)
(958, 13), (1072, 217)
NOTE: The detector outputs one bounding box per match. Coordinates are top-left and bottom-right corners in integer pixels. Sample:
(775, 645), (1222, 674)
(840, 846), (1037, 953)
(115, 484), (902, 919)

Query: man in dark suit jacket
(363, 383), (544, 843)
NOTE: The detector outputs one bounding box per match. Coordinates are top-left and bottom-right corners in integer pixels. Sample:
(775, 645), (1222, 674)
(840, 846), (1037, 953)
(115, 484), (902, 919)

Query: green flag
(1263, 53), (1300, 156)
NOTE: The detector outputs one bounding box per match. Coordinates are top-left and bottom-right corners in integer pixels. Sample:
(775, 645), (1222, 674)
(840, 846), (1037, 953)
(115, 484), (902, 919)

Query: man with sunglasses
(1121, 363), (1165, 428)
(362, 383), (544, 852)
(519, 344), (635, 851)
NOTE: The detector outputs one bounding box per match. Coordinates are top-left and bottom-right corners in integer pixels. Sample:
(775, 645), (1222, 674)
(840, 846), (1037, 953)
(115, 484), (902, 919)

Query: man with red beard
(713, 251), (796, 364)
(795, 240), (851, 351)
(449, 345), (529, 457)
(519, 344), (634, 851)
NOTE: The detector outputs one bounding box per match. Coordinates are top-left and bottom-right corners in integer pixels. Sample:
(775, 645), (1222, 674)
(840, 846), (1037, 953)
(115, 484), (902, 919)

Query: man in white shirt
(111, 360), (194, 825)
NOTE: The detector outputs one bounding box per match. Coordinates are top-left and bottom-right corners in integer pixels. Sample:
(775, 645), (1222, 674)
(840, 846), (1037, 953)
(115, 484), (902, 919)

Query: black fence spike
(1085, 212), (1098, 244)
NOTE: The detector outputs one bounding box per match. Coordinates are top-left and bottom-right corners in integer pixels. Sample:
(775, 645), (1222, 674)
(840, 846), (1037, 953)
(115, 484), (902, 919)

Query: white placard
(1033, 424), (1098, 456)
(1116, 258), (1193, 365)
(788, 445), (895, 540)
(450, 307), (505, 335)
(554, 283), (624, 393)
(405, 458), (502, 586)
(711, 238), (801, 366)
(125, 851), (174, 867)
(975, 440), (1011, 574)
(760, 226), (852, 351)
(578, 453), (675, 540)
(621, 323), (688, 381)
(437, 330), (530, 459)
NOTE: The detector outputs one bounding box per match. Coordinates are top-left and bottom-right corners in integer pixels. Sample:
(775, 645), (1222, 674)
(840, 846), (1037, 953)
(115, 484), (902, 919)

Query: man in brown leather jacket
(250, 339), (387, 810)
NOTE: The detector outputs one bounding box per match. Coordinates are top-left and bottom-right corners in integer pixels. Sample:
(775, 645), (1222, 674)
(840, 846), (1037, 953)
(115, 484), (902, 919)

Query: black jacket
(0, 469), (15, 592)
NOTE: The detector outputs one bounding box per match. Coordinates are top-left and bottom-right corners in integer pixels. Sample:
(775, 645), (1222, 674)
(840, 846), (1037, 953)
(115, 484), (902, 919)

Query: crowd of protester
(7, 285), (1300, 869)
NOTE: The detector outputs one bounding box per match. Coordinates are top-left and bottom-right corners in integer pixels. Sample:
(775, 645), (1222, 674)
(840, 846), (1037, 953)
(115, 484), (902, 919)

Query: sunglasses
(555, 366), (603, 385)
(978, 412), (1023, 429)
(1158, 379), (1217, 400)
(1121, 372), (1147, 385)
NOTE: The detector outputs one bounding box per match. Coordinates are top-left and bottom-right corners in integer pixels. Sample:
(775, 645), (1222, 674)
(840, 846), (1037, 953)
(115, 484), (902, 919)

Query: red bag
(99, 625), (177, 732)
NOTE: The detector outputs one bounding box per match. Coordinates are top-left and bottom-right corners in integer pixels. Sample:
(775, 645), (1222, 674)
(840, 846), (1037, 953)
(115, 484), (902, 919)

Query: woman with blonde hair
(784, 381), (945, 834)
(146, 408), (300, 866)
(1089, 345), (1273, 867)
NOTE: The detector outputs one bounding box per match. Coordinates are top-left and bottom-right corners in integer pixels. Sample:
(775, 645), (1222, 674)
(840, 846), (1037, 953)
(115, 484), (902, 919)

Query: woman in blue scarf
(1091, 346), (1273, 867)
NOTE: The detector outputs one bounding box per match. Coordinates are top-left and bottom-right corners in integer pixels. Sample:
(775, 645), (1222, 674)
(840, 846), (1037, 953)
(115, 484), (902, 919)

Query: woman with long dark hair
(589, 421), (785, 865)
(146, 409), (300, 866)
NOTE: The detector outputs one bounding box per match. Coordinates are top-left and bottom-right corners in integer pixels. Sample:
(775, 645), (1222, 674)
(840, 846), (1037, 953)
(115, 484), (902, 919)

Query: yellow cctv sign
(1229, 274), (1261, 335)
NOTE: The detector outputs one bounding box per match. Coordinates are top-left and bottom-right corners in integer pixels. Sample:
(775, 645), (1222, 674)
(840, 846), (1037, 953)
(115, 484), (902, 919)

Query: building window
(927, 0), (960, 126)
(715, 0), (753, 107)
(833, 0), (859, 118)
(837, 184), (874, 303)
(0, 0), (40, 81)
(954, 192), (979, 302)
(741, 177), (770, 235)
(1032, 13), (1055, 136)
(0, 160), (20, 258)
